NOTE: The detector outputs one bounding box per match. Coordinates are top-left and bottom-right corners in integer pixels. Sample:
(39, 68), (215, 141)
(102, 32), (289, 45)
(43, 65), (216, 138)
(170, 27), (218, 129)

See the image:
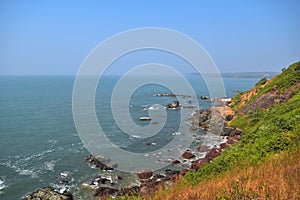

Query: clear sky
(0, 0), (299, 75)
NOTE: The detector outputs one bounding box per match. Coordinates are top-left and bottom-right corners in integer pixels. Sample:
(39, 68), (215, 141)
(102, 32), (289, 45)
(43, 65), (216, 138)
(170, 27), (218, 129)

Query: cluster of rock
(154, 93), (191, 98)
(85, 155), (118, 170)
(24, 186), (73, 200)
(25, 96), (242, 199)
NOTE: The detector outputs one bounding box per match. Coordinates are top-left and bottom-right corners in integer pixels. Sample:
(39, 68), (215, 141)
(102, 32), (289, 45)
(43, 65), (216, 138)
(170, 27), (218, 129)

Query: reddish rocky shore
(25, 97), (242, 200)
(80, 103), (242, 199)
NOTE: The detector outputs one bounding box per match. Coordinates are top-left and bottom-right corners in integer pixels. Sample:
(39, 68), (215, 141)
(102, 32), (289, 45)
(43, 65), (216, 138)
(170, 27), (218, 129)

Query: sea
(0, 75), (260, 199)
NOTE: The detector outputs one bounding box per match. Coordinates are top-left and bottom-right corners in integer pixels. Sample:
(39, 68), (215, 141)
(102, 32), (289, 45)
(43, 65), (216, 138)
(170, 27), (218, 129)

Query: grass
(113, 61), (300, 200)
(150, 149), (300, 200)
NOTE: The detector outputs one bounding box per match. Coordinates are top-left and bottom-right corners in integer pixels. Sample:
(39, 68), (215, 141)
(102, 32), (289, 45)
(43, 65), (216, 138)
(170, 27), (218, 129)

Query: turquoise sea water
(0, 75), (259, 199)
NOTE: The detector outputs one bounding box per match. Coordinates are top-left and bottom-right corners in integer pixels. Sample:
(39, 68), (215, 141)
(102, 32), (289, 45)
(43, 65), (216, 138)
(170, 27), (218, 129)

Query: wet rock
(205, 147), (222, 162)
(24, 186), (73, 200)
(138, 170), (153, 179)
(182, 151), (195, 159)
(200, 96), (209, 100)
(220, 142), (228, 149)
(85, 155), (117, 170)
(154, 93), (176, 97)
(166, 100), (180, 109)
(139, 117), (151, 121)
(171, 159), (181, 164)
(196, 145), (210, 152)
(191, 158), (207, 171)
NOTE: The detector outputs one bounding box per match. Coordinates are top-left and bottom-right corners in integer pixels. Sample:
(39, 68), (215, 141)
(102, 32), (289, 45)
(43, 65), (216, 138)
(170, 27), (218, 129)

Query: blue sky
(0, 0), (299, 75)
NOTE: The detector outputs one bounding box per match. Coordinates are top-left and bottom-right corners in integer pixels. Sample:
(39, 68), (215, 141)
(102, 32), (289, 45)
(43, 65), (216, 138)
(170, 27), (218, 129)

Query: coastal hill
(142, 61), (300, 199)
(189, 72), (278, 79)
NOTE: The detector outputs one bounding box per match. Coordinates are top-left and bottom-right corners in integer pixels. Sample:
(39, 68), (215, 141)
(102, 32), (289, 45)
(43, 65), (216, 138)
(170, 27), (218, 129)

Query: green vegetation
(183, 93), (300, 185)
(252, 61), (300, 100)
(255, 77), (267, 87)
(183, 61), (300, 185)
(117, 61), (300, 199)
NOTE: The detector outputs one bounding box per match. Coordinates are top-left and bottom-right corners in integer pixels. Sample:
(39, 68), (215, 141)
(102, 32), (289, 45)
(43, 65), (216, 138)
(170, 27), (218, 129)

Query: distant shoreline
(190, 72), (278, 79)
(0, 72), (278, 78)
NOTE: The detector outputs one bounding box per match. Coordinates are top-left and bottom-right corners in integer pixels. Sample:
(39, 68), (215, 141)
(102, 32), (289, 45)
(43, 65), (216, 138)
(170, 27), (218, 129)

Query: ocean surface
(0, 75), (259, 199)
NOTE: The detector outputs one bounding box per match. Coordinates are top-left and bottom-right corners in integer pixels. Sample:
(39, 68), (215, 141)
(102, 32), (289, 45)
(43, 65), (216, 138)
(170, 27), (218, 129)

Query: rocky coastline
(25, 94), (242, 200)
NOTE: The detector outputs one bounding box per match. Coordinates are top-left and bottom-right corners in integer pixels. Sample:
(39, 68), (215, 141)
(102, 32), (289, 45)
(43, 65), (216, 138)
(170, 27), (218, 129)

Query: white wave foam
(130, 135), (141, 138)
(17, 169), (34, 176)
(2, 160), (38, 178)
(0, 178), (6, 191)
(24, 149), (54, 161)
(44, 160), (56, 171)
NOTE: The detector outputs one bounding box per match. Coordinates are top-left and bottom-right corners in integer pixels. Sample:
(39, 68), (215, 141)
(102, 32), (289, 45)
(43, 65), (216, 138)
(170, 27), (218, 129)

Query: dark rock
(191, 158), (207, 171)
(166, 100), (180, 109)
(225, 114), (234, 121)
(234, 128), (242, 136)
(182, 151), (195, 159)
(205, 147), (222, 162)
(138, 170), (153, 179)
(200, 96), (209, 100)
(196, 145), (210, 152)
(220, 126), (236, 136)
(25, 186), (73, 200)
(165, 169), (179, 176)
(153, 173), (166, 180)
(172, 159), (181, 164)
(85, 155), (117, 170)
(220, 143), (228, 149)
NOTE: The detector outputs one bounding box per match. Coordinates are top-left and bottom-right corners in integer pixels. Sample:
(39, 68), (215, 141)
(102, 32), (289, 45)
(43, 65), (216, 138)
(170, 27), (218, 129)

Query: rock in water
(166, 100), (180, 109)
(85, 155), (118, 170)
(24, 186), (73, 200)
(182, 151), (195, 159)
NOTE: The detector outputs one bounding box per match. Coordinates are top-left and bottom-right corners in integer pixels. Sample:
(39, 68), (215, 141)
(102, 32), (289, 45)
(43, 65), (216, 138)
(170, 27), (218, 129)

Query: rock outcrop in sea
(24, 186), (73, 200)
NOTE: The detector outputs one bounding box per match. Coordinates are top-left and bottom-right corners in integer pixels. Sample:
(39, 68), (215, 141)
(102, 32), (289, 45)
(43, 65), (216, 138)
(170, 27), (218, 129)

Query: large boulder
(137, 170), (153, 179)
(205, 147), (222, 162)
(196, 145), (210, 152)
(182, 151), (195, 159)
(85, 155), (118, 170)
(191, 158), (207, 171)
(24, 186), (73, 200)
(166, 100), (180, 109)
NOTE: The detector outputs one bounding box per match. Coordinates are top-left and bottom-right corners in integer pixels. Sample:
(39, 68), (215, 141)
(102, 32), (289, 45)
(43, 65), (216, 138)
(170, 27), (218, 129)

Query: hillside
(120, 61), (300, 200)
